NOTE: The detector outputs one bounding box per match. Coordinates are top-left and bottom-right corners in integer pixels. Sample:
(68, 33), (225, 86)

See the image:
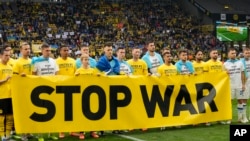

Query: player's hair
(116, 46), (125, 52)
(80, 43), (89, 48)
(162, 51), (171, 57)
(145, 39), (154, 46)
(59, 44), (69, 50)
(104, 42), (113, 48)
(2, 43), (11, 50)
(243, 47), (250, 52)
(161, 47), (170, 56)
(227, 47), (236, 53)
(178, 49), (187, 55)
(209, 48), (218, 54)
(195, 50), (203, 55)
(20, 42), (29, 49)
(40, 43), (50, 49)
(132, 46), (141, 50)
(0, 47), (5, 55)
(80, 53), (89, 61)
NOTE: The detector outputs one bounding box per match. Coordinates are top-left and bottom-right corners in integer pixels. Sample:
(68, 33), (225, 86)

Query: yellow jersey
(192, 61), (207, 74)
(75, 67), (98, 75)
(56, 57), (76, 75)
(0, 63), (13, 99)
(205, 59), (224, 72)
(157, 64), (177, 76)
(127, 59), (148, 75)
(12, 58), (32, 75)
(7, 58), (16, 68)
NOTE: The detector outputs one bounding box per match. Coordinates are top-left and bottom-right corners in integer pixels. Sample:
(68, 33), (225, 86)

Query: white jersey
(224, 60), (244, 89)
(149, 55), (161, 74)
(180, 64), (191, 74)
(243, 58), (250, 81)
(120, 62), (132, 75)
(33, 58), (59, 76)
(242, 58), (250, 98)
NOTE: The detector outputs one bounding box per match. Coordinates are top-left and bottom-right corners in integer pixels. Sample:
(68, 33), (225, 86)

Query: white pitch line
(218, 32), (232, 41)
(117, 134), (146, 141)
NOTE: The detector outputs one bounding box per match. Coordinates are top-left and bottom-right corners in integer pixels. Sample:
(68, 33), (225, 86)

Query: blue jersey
(75, 57), (97, 69)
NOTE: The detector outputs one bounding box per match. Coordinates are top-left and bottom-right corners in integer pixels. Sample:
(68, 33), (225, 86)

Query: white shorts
(231, 88), (248, 99)
(244, 81), (250, 99)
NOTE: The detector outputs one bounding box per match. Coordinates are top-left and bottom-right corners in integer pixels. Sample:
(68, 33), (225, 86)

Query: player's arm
(143, 62), (150, 76)
(31, 62), (38, 75)
(54, 63), (59, 75)
(0, 76), (11, 85)
(156, 66), (162, 76)
(223, 63), (230, 74)
(241, 69), (246, 91)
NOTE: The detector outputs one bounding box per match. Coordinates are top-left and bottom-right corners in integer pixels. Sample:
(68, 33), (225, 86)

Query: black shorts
(0, 98), (13, 115)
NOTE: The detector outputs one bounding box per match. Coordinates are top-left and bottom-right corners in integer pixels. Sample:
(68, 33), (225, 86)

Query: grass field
(216, 26), (248, 42)
(21, 100), (250, 141)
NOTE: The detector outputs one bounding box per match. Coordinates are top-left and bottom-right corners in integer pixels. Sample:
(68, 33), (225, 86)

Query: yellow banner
(11, 72), (231, 133)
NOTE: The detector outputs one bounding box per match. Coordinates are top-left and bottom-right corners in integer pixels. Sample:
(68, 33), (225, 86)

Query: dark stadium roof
(195, 0), (250, 14)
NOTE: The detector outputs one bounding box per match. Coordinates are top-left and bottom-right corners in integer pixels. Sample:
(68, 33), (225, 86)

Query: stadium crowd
(0, 0), (223, 60)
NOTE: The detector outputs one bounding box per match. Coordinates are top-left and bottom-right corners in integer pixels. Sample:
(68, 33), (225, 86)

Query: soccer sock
(242, 103), (247, 120)
(5, 114), (14, 138)
(0, 115), (5, 137)
(237, 104), (243, 121)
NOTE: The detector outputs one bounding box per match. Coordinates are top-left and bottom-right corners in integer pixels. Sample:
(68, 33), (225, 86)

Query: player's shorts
(244, 81), (250, 99)
(0, 98), (13, 115)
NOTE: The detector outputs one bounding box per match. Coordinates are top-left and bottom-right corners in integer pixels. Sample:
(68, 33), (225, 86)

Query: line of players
(1, 40), (250, 140)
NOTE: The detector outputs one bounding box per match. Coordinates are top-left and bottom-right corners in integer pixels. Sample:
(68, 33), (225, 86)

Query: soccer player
(192, 50), (211, 126)
(173, 49), (194, 128)
(205, 48), (226, 125)
(116, 47), (132, 75)
(224, 47), (246, 123)
(127, 47), (148, 76)
(142, 40), (163, 75)
(156, 51), (177, 130)
(32, 43), (59, 76)
(205, 48), (224, 73)
(12, 42), (33, 140)
(109, 46), (133, 134)
(32, 43), (59, 141)
(55, 44), (76, 139)
(241, 47), (250, 122)
(56, 44), (76, 76)
(96, 43), (120, 136)
(3, 44), (19, 137)
(96, 43), (120, 75)
(161, 47), (176, 65)
(192, 50), (207, 74)
(13, 42), (32, 76)
(157, 51), (177, 76)
(127, 47), (148, 131)
(1, 44), (16, 67)
(0, 49), (13, 141)
(75, 44), (96, 69)
(96, 43), (121, 135)
(175, 49), (194, 75)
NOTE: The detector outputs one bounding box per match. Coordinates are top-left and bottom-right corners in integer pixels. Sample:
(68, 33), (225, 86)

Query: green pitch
(216, 27), (248, 42)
